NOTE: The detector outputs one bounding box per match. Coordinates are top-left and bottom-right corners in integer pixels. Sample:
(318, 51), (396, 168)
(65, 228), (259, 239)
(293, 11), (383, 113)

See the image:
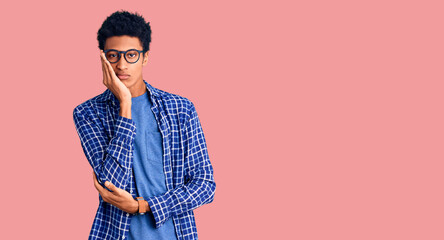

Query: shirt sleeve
(146, 102), (216, 228)
(73, 105), (136, 190)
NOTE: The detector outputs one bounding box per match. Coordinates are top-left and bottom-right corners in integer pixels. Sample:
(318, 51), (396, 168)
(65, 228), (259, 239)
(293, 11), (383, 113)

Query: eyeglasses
(103, 49), (144, 64)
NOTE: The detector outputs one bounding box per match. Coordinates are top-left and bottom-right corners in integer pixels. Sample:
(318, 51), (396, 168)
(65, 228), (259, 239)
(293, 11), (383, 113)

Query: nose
(116, 53), (128, 70)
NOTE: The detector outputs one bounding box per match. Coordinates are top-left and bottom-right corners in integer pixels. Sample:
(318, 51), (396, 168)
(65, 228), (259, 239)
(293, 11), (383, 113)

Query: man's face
(104, 35), (149, 89)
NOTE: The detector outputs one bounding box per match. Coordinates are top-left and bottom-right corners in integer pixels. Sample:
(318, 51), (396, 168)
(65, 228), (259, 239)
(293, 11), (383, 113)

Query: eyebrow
(104, 48), (141, 51)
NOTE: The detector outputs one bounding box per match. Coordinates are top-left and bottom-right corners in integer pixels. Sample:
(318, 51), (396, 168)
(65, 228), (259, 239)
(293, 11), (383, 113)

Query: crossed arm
(92, 171), (149, 214)
(73, 101), (215, 227)
(73, 106), (140, 208)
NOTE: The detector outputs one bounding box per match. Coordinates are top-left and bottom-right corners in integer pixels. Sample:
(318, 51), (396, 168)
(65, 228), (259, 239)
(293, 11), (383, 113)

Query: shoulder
(150, 85), (199, 127)
(73, 90), (108, 121)
(152, 85), (195, 114)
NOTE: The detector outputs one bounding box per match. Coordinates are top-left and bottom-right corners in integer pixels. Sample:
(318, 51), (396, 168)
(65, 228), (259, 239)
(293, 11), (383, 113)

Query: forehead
(104, 35), (143, 50)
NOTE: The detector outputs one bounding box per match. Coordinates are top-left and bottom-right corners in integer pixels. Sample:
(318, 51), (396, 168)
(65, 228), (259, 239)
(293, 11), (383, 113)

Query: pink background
(1, 0), (443, 239)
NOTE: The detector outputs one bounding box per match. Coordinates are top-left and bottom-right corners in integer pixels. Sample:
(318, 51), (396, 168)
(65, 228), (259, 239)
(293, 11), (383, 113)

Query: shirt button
(130, 190), (133, 193)
(122, 237), (125, 240)
(126, 213), (130, 217)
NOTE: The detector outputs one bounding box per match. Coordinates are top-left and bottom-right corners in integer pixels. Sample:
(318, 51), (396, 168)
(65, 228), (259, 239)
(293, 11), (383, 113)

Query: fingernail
(105, 182), (110, 187)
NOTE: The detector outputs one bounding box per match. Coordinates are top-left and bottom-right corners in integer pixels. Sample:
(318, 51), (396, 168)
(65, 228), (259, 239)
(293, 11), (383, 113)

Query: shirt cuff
(114, 115), (136, 140)
(146, 194), (170, 229)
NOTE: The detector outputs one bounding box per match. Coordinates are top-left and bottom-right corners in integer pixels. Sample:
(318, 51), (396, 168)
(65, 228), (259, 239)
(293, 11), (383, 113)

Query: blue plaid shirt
(73, 80), (216, 240)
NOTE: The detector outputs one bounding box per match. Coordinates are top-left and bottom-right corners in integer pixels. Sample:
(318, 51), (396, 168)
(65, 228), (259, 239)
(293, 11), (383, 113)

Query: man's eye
(128, 53), (136, 58)
(109, 54), (117, 58)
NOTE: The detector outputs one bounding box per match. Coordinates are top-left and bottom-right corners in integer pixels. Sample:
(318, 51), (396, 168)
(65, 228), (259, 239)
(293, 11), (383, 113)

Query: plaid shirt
(73, 80), (216, 240)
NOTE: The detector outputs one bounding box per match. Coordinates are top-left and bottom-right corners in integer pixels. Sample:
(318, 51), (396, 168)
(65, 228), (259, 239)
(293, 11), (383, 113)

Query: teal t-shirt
(128, 91), (178, 240)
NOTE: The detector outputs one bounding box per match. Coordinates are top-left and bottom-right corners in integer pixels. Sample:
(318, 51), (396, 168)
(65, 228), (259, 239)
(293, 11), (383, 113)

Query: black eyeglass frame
(103, 49), (145, 64)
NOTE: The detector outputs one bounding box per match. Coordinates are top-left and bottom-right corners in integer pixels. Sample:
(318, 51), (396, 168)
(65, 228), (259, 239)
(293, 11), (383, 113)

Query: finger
(93, 173), (107, 196)
(99, 192), (110, 203)
(92, 173), (113, 203)
(100, 51), (110, 86)
(104, 181), (117, 194)
(100, 51), (105, 78)
(102, 53), (117, 81)
(92, 172), (102, 191)
(100, 51), (107, 85)
(101, 51), (113, 87)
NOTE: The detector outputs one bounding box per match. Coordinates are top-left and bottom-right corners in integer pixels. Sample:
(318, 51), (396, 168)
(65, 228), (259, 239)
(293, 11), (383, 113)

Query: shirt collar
(99, 79), (160, 106)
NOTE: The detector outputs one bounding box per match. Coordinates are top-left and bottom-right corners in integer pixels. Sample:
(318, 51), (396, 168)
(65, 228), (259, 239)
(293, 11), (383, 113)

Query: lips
(116, 73), (130, 80)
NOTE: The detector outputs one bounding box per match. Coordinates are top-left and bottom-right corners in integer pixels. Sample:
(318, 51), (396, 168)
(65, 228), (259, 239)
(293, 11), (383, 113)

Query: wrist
(119, 102), (132, 119)
(132, 199), (139, 214)
(119, 99), (131, 106)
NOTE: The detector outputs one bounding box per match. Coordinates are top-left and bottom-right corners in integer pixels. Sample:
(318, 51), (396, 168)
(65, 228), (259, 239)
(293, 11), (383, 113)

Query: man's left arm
(147, 102), (216, 228)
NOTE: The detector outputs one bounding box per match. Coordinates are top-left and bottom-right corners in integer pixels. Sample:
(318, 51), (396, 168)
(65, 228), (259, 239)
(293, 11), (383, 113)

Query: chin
(121, 79), (133, 87)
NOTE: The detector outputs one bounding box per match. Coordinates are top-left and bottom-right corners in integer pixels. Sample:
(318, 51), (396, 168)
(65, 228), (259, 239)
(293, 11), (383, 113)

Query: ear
(142, 51), (149, 66)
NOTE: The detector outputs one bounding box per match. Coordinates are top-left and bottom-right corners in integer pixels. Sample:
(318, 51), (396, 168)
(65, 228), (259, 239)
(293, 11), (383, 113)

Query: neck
(128, 79), (147, 98)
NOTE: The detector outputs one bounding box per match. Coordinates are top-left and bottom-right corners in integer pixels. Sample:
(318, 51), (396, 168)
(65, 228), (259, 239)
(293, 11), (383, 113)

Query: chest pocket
(145, 131), (164, 166)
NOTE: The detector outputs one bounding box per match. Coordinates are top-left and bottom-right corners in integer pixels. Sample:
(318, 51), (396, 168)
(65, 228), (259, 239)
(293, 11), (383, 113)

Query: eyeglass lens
(105, 50), (140, 63)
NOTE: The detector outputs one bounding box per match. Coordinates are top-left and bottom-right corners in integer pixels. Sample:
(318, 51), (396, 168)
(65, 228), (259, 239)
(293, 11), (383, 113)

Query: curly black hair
(97, 10), (152, 53)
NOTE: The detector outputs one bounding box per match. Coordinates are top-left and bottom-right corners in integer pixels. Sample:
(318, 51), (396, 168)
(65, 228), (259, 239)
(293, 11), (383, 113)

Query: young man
(73, 10), (216, 240)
